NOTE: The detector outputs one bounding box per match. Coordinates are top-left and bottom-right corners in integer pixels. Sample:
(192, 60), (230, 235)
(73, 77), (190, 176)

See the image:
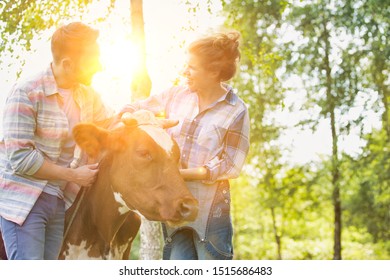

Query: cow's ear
(73, 123), (110, 159)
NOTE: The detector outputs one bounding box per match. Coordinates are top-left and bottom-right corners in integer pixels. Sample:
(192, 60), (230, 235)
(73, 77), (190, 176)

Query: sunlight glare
(92, 35), (141, 109)
(100, 38), (141, 80)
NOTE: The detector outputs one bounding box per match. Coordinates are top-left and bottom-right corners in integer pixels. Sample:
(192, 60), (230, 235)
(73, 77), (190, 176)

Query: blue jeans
(163, 181), (233, 260)
(0, 192), (65, 260)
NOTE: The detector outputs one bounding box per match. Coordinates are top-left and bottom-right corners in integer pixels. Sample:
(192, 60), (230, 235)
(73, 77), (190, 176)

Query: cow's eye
(136, 149), (152, 161)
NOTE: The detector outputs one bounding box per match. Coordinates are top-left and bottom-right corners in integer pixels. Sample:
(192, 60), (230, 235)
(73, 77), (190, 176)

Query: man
(0, 22), (113, 260)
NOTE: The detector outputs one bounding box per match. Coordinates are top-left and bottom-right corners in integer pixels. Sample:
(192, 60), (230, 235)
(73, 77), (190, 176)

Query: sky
(1, 0), (226, 108)
(0, 0), (379, 165)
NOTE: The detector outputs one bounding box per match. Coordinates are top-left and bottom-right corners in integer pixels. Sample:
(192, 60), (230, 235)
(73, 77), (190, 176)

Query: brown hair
(51, 22), (99, 63)
(188, 31), (241, 81)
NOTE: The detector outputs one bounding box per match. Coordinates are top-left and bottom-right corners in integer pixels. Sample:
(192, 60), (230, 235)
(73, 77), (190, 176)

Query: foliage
(342, 129), (390, 243)
(231, 160), (336, 259)
(232, 148), (390, 259)
(0, 0), (115, 66)
(342, 0), (390, 139)
(223, 0), (390, 260)
(222, 0), (286, 144)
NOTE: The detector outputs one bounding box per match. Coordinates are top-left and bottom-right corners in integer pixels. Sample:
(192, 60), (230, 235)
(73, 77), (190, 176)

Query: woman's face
(183, 53), (218, 92)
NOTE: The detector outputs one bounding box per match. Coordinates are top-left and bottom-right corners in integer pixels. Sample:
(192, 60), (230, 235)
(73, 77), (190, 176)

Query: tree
(341, 0), (390, 140)
(283, 0), (362, 259)
(221, 0), (288, 258)
(284, 0), (389, 258)
(343, 129), (390, 244)
(222, 0), (389, 260)
(127, 0), (160, 260)
(129, 0), (151, 101)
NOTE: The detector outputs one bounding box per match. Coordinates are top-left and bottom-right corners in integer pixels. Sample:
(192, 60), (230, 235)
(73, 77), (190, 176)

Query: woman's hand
(180, 167), (207, 180)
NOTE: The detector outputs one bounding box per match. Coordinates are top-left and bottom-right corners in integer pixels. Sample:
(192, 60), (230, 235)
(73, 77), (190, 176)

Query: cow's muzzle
(179, 196), (199, 221)
(166, 196), (198, 227)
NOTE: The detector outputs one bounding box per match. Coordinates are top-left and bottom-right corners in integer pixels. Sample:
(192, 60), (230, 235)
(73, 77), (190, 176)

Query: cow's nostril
(179, 198), (198, 221)
(180, 202), (191, 217)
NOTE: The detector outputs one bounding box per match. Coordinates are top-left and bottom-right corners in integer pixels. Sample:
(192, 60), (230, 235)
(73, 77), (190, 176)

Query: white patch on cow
(139, 125), (174, 156)
(113, 192), (131, 215)
(64, 240), (101, 260)
(106, 238), (133, 260)
(132, 209), (144, 219)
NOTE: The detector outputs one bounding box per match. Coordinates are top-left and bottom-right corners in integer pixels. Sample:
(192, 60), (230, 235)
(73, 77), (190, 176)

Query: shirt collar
(187, 84), (238, 106)
(42, 65), (60, 97)
(42, 64), (79, 97)
(223, 85), (237, 106)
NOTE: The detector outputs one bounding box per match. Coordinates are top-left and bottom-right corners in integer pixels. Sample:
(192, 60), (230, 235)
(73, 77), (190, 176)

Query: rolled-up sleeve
(2, 88), (45, 175)
(203, 109), (250, 183)
(120, 90), (170, 117)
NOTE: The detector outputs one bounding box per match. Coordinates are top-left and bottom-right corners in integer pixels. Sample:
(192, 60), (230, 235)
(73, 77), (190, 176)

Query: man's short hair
(51, 22), (99, 63)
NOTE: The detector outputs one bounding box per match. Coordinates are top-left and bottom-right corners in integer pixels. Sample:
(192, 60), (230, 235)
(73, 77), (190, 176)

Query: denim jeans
(0, 192), (65, 260)
(163, 181), (233, 260)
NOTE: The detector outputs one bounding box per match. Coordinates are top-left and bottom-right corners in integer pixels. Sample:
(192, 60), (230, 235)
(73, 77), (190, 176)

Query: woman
(121, 31), (250, 260)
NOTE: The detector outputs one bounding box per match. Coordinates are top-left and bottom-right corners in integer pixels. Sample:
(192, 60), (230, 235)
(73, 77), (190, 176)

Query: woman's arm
(180, 167), (208, 180)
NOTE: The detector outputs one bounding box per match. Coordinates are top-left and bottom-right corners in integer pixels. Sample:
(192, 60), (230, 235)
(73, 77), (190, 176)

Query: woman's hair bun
(188, 30), (241, 81)
(212, 31), (240, 60)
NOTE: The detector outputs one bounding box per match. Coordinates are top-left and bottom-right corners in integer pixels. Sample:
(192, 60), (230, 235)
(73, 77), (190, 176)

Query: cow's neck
(87, 155), (130, 245)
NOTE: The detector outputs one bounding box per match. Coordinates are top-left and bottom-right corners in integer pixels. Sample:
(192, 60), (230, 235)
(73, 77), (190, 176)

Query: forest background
(0, 0), (388, 260)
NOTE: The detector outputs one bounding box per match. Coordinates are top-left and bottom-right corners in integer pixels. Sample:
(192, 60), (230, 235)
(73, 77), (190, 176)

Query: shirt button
(183, 154), (186, 158)
(225, 199), (229, 203)
(166, 237), (172, 243)
(222, 190), (227, 194)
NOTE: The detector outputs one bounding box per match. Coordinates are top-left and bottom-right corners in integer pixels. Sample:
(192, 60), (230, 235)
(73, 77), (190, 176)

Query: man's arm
(33, 160), (99, 187)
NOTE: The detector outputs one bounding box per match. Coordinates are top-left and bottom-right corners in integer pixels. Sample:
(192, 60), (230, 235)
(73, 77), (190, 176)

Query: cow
(0, 110), (199, 260)
(0, 233), (6, 260)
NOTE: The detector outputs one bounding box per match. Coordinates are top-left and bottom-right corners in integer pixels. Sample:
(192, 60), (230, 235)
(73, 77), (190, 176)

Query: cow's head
(73, 110), (198, 227)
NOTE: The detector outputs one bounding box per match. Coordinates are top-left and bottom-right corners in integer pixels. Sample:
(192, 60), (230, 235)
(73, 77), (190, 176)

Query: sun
(92, 34), (141, 110)
(88, 0), (225, 112)
(100, 37), (141, 79)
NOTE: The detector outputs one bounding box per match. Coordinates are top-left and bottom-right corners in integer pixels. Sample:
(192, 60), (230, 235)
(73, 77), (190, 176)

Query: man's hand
(71, 163), (99, 187)
(33, 160), (99, 187)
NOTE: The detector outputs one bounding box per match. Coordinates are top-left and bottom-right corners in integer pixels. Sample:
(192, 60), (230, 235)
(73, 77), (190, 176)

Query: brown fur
(59, 122), (197, 259)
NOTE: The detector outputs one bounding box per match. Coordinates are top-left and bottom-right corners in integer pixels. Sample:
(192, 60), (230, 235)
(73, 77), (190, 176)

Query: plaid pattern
(121, 84), (250, 183)
(0, 66), (113, 225)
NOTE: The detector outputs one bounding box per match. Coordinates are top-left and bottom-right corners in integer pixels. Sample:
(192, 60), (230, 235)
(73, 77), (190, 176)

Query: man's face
(71, 42), (102, 86)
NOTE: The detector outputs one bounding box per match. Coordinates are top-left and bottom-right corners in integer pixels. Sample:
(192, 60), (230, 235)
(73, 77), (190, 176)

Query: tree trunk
(139, 216), (163, 260)
(130, 0), (161, 260)
(270, 207), (282, 260)
(374, 60), (390, 141)
(330, 104), (342, 260)
(322, 19), (342, 260)
(130, 0), (151, 101)
(381, 88), (390, 141)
